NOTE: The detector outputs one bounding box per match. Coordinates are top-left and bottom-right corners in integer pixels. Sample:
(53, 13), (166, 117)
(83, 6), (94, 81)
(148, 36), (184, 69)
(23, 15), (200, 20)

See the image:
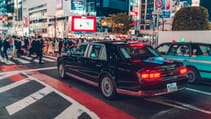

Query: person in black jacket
(31, 36), (44, 64)
(1, 37), (10, 62)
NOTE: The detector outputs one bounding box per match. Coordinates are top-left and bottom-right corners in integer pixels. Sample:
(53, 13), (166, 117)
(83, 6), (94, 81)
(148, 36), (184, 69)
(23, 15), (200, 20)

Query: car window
(168, 44), (190, 56)
(72, 44), (88, 56)
(198, 44), (211, 56)
(119, 44), (160, 60)
(157, 43), (171, 55)
(89, 44), (103, 59)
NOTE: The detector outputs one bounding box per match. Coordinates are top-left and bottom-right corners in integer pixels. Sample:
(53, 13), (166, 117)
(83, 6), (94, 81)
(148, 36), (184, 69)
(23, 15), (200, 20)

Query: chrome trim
(117, 86), (185, 97)
(66, 72), (98, 87)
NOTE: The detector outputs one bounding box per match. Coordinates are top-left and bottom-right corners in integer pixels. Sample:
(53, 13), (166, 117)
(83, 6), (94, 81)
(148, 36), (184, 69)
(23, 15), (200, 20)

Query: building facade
(22, 0), (57, 36)
(21, 0), (129, 37)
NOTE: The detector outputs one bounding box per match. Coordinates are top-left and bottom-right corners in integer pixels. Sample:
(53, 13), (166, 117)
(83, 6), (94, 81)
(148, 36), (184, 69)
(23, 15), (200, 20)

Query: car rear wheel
(187, 67), (200, 83)
(58, 63), (67, 80)
(100, 75), (117, 100)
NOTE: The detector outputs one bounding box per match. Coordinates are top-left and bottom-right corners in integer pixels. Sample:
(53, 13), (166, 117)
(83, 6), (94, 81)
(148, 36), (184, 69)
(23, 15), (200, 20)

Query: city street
(0, 61), (211, 119)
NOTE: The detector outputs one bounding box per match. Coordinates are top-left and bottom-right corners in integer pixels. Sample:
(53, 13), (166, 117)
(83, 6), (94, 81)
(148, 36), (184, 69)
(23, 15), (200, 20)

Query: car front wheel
(100, 75), (117, 100)
(58, 63), (67, 80)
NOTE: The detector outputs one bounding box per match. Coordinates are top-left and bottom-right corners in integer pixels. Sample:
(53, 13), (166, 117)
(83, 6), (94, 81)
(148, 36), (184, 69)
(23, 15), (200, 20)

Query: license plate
(167, 83), (177, 92)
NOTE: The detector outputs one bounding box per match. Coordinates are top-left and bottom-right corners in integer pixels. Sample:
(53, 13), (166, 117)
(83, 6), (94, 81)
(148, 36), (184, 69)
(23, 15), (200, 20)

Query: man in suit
(31, 36), (44, 64)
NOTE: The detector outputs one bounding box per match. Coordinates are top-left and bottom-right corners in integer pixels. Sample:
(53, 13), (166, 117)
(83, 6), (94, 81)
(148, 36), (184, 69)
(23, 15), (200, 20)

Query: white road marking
(0, 67), (57, 75)
(4, 60), (15, 65)
(145, 98), (188, 110)
(45, 55), (57, 60)
(186, 88), (211, 96)
(0, 78), (30, 93)
(54, 104), (83, 119)
(23, 56), (40, 63)
(167, 99), (211, 114)
(22, 56), (31, 60)
(146, 97), (211, 114)
(23, 72), (99, 119)
(43, 57), (55, 62)
(6, 87), (53, 115)
(16, 58), (31, 64)
(0, 72), (19, 80)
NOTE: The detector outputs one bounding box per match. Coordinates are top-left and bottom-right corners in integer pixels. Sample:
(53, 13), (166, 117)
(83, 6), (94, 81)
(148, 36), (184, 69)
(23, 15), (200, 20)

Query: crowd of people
(0, 35), (155, 64)
(0, 36), (105, 64)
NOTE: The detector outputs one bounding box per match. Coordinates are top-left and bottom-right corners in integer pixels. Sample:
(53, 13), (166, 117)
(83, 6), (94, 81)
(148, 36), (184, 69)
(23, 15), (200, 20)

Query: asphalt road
(1, 62), (211, 119)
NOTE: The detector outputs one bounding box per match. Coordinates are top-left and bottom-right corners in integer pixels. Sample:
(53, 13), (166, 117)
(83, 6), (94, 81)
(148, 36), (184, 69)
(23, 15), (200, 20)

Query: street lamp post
(54, 16), (57, 38)
(152, 8), (162, 47)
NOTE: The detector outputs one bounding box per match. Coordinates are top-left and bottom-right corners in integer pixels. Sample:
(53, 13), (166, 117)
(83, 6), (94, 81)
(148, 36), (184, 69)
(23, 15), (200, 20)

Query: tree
(103, 13), (133, 34)
(172, 7), (209, 31)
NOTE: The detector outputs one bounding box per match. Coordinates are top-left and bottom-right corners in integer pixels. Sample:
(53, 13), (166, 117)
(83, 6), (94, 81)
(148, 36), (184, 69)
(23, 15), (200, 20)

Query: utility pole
(54, 16), (56, 38)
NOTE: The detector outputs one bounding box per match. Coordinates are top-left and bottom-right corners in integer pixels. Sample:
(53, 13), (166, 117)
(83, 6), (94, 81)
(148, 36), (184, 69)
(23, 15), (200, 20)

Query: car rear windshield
(119, 44), (160, 60)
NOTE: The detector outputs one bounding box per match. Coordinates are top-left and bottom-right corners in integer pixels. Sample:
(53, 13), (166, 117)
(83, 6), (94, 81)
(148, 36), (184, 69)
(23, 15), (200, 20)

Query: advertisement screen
(71, 0), (85, 11)
(71, 16), (96, 32)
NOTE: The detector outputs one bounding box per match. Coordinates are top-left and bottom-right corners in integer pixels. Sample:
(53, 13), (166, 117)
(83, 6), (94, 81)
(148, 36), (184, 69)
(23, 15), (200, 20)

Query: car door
(64, 44), (89, 78)
(188, 44), (211, 79)
(165, 43), (191, 65)
(81, 43), (107, 82)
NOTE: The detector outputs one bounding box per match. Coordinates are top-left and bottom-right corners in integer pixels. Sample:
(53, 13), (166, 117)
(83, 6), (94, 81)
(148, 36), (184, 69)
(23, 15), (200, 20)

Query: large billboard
(71, 16), (96, 32)
(71, 0), (86, 11)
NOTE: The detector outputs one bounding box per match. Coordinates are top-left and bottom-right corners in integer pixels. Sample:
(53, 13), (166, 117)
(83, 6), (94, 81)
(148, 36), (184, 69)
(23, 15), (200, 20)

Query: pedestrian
(31, 36), (44, 64)
(1, 37), (10, 62)
(58, 39), (63, 56)
(29, 38), (36, 57)
(0, 38), (3, 61)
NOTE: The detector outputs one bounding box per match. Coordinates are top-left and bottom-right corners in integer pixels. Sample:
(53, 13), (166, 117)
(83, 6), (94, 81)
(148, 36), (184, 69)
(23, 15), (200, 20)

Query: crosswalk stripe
(42, 57), (55, 62)
(4, 60), (15, 65)
(21, 56), (31, 60)
(6, 87), (53, 115)
(54, 104), (83, 119)
(0, 72), (18, 80)
(16, 58), (31, 64)
(0, 78), (30, 93)
(44, 55), (57, 60)
(24, 73), (99, 119)
(1, 55), (57, 65)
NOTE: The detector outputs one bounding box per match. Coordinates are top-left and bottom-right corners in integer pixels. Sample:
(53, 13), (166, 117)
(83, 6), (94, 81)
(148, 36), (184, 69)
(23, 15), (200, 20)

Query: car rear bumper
(116, 84), (186, 97)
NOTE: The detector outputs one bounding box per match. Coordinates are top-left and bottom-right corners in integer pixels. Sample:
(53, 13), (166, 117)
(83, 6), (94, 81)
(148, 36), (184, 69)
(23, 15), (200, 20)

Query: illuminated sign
(71, 0), (85, 11)
(161, 0), (170, 18)
(71, 16), (96, 32)
(56, 0), (63, 9)
(23, 16), (28, 27)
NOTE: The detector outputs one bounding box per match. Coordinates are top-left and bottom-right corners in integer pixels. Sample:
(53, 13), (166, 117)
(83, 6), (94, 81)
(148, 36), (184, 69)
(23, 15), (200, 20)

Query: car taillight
(179, 67), (187, 75)
(139, 70), (161, 81)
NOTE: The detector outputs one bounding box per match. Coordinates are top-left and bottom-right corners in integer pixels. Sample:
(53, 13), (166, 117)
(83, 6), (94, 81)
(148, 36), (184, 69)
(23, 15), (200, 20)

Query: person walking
(0, 38), (3, 61)
(58, 39), (63, 56)
(31, 36), (44, 64)
(38, 37), (44, 64)
(1, 37), (10, 62)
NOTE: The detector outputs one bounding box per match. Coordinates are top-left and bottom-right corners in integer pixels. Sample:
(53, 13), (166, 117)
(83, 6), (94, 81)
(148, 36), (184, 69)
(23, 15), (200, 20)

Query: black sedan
(57, 41), (189, 99)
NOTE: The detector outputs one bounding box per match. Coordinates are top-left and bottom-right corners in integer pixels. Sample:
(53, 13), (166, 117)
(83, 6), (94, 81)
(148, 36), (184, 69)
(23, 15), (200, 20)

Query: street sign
(155, 0), (163, 9)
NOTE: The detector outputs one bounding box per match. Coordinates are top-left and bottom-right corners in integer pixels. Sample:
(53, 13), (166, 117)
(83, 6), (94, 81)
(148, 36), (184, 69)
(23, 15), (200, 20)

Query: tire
(187, 67), (200, 83)
(100, 75), (117, 100)
(58, 63), (67, 80)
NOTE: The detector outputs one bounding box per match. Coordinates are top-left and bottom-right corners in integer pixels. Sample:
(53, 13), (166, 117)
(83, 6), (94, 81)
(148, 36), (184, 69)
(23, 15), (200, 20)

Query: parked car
(156, 42), (211, 83)
(57, 41), (188, 99)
